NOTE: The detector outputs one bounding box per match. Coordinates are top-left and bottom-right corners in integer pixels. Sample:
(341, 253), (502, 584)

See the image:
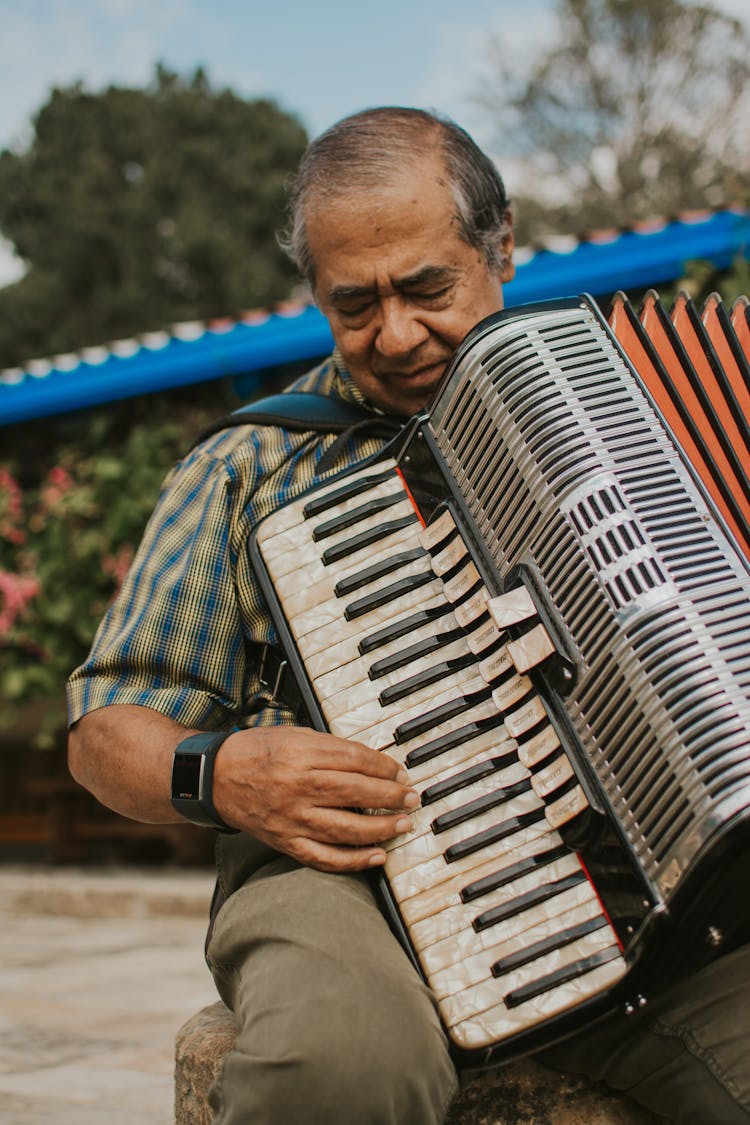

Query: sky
(0, 0), (747, 284)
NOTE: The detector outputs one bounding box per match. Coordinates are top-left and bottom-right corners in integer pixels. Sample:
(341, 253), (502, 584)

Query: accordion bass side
(249, 294), (750, 1066)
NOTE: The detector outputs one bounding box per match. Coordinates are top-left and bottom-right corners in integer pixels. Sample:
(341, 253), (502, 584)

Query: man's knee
(215, 988), (457, 1124)
(208, 863), (458, 1123)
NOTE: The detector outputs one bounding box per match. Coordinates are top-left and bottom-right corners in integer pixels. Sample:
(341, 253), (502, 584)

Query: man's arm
(68, 705), (419, 873)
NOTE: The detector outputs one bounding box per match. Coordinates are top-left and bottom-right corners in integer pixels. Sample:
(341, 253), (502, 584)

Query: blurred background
(0, 0), (749, 867)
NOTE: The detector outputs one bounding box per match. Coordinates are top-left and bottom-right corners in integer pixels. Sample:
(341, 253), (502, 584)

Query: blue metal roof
(1, 209), (748, 428)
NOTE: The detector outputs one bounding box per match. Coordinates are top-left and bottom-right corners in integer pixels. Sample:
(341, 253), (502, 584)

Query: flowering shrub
(0, 409), (202, 746)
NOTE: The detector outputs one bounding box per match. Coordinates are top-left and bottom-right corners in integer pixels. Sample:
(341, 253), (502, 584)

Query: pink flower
(47, 467), (74, 491)
(101, 545), (134, 592)
(0, 570), (41, 635)
(0, 468), (24, 537)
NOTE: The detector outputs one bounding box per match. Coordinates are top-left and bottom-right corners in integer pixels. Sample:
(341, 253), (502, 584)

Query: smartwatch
(171, 731), (239, 833)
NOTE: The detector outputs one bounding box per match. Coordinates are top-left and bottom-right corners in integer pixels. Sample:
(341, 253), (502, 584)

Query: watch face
(172, 752), (204, 801)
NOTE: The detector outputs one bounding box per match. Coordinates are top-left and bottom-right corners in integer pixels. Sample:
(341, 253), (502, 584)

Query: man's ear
(499, 227), (515, 284)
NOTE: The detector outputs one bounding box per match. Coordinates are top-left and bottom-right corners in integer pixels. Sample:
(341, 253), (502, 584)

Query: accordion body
(249, 295), (750, 1066)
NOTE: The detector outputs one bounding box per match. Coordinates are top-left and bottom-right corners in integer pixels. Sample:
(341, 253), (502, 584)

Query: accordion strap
(197, 392), (401, 441)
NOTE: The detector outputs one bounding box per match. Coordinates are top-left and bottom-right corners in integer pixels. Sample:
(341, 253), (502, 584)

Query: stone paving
(0, 864), (219, 1124)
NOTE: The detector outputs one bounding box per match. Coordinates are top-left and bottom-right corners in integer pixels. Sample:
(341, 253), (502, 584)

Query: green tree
(0, 65), (308, 368)
(476, 0), (750, 243)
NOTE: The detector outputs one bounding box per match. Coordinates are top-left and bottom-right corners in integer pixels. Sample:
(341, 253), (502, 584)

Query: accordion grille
(429, 302), (750, 894)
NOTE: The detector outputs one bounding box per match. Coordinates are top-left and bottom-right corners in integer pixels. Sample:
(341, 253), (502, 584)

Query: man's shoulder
(185, 355), (338, 463)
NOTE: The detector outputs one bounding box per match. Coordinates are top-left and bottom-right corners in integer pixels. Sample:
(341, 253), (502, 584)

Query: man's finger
(305, 807), (415, 847)
(305, 768), (419, 811)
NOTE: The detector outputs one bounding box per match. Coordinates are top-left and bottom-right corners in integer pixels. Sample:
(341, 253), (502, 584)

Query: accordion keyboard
(254, 457), (627, 1053)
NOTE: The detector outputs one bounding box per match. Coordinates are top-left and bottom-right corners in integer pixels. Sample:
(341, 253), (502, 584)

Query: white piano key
(280, 553), (432, 620)
(492, 674), (533, 713)
(478, 646), (514, 684)
(448, 957), (626, 1051)
(351, 673), (490, 749)
(430, 535), (468, 576)
(517, 723), (561, 768)
(260, 497), (418, 579)
(545, 784), (590, 829)
(254, 459), (399, 539)
(504, 695), (549, 738)
(386, 821), (558, 906)
(425, 896), (607, 999)
(311, 612), (462, 700)
(453, 585), (491, 628)
(443, 560), (482, 603)
(466, 616), (505, 655)
(407, 854), (582, 953)
(383, 788), (545, 878)
(419, 509), (458, 551)
(398, 832), (566, 927)
(531, 754), (575, 799)
(288, 573), (445, 640)
(384, 761), (529, 848)
(321, 637), (473, 720)
(438, 923), (620, 1027)
(419, 879), (601, 977)
(326, 670), (487, 742)
(383, 712), (514, 788)
(297, 589), (448, 663)
(271, 527), (424, 598)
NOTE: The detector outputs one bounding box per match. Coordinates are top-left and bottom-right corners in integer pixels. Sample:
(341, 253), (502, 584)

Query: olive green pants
(207, 835), (750, 1124)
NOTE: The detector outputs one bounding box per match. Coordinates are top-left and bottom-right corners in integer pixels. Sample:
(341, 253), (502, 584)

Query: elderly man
(68, 108), (749, 1124)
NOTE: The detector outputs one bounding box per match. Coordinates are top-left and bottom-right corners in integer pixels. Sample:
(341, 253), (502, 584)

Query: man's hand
(213, 727), (419, 873)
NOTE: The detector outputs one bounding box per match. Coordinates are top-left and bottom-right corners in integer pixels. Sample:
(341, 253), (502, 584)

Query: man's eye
(338, 303), (372, 321)
(412, 287), (451, 303)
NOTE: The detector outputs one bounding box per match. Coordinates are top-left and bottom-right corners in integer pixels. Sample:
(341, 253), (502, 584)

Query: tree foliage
(0, 66), (308, 368)
(0, 384), (235, 745)
(476, 0), (750, 242)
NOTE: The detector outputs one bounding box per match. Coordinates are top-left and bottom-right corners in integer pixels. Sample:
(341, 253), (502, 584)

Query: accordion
(249, 293), (750, 1067)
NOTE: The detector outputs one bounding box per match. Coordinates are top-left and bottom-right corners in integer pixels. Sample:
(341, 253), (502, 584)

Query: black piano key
(312, 492), (406, 541)
(368, 626), (466, 679)
(379, 652), (478, 704)
(405, 713), (507, 768)
(345, 570), (436, 621)
(421, 751), (518, 805)
(322, 514), (419, 565)
(490, 913), (608, 977)
(445, 806), (547, 864)
(461, 842), (570, 903)
(503, 944), (622, 1010)
(358, 603), (454, 656)
(395, 684), (494, 744)
(302, 468), (396, 518)
(431, 777), (532, 833)
(334, 547), (427, 597)
(472, 869), (587, 931)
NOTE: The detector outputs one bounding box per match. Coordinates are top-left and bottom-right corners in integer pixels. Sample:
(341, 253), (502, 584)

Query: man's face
(305, 155), (515, 416)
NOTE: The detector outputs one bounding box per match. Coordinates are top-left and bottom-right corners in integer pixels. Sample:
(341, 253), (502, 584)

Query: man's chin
(377, 367), (447, 415)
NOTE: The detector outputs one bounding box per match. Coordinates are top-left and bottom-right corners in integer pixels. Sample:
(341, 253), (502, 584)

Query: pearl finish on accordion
(250, 296), (750, 1060)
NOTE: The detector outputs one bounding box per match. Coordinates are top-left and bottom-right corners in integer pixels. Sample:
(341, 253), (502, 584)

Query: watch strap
(171, 731), (239, 833)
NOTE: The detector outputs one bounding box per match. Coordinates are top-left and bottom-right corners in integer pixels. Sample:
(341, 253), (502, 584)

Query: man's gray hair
(280, 106), (512, 286)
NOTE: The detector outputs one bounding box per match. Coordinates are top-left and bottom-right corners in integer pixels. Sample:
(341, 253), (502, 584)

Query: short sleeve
(67, 448), (259, 730)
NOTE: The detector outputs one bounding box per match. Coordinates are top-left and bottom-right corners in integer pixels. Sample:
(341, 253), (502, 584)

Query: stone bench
(175, 1001), (666, 1124)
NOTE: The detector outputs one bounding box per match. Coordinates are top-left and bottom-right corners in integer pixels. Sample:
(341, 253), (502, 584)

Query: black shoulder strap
(196, 392), (390, 443)
(193, 391), (410, 475)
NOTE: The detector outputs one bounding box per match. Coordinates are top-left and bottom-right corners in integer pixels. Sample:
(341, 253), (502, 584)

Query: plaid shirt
(66, 357), (387, 732)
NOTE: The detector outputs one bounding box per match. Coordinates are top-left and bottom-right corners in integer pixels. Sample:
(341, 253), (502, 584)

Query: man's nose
(375, 298), (429, 358)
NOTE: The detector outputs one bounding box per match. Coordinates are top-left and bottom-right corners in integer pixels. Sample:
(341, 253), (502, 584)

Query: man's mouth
(378, 360), (448, 386)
